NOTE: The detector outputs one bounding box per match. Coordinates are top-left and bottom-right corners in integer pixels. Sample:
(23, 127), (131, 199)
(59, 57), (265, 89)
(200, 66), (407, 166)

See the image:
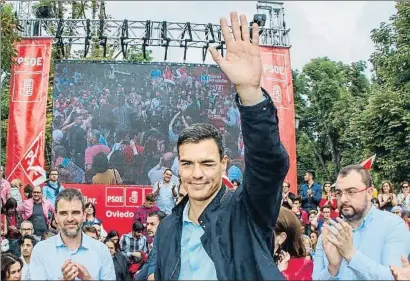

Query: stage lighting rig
(56, 19), (65, 57)
(84, 19), (91, 57)
(142, 20), (152, 60)
(120, 19), (129, 59)
(253, 14), (266, 27)
(161, 21), (171, 61)
(17, 1), (291, 59)
(99, 19), (108, 58)
(180, 22), (193, 62)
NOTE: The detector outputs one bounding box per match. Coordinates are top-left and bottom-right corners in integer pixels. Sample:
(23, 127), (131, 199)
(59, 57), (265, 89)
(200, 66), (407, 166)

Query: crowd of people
(2, 164), (410, 280)
(1, 11), (410, 281)
(50, 62), (243, 186)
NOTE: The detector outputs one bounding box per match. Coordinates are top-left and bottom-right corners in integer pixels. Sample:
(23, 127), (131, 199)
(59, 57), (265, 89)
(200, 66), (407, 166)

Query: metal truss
(18, 18), (290, 57)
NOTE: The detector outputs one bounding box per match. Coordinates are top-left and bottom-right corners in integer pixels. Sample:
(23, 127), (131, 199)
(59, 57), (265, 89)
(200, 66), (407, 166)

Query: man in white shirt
(20, 235), (36, 280)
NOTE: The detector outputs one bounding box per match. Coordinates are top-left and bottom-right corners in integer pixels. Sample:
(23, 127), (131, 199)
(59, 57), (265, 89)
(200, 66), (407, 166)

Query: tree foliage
(294, 58), (369, 183)
(295, 1), (410, 188)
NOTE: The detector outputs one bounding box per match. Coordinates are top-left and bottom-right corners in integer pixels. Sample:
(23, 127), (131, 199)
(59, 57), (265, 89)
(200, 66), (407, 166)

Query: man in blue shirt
(299, 170), (322, 211)
(29, 188), (115, 280)
(43, 168), (64, 206)
(313, 165), (410, 280)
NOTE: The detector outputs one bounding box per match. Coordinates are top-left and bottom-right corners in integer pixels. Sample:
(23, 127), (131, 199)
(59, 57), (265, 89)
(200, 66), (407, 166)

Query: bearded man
(29, 188), (115, 280)
(313, 165), (410, 280)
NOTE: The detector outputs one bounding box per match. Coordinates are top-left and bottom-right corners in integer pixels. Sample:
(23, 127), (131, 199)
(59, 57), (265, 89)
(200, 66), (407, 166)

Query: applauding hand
(210, 12), (263, 106)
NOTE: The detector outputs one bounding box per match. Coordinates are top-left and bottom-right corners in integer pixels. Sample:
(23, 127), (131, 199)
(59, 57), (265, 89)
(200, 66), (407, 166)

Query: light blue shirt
(152, 179), (177, 215)
(313, 206), (410, 280)
(42, 182), (64, 206)
(178, 202), (218, 280)
(29, 232), (116, 280)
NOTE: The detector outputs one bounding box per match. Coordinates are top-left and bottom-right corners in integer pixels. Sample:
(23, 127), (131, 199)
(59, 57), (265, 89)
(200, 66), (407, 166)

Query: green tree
(295, 58), (370, 183)
(349, 1), (410, 185)
(1, 1), (20, 164)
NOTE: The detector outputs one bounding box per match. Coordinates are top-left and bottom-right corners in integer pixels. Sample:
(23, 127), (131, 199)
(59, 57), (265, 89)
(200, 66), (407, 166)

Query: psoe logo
(263, 64), (285, 75)
(16, 57), (43, 67)
(107, 195), (123, 203)
(105, 187), (125, 207)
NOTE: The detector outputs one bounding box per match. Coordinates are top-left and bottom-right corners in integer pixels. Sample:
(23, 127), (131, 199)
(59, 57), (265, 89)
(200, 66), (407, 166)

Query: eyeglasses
(334, 187), (370, 198)
(50, 174), (58, 176)
(32, 192), (42, 194)
(21, 228), (33, 231)
(283, 185), (290, 188)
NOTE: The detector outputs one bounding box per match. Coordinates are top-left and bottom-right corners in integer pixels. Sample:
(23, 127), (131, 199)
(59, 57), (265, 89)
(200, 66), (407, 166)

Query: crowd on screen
(1, 163), (410, 280)
(50, 64), (243, 186)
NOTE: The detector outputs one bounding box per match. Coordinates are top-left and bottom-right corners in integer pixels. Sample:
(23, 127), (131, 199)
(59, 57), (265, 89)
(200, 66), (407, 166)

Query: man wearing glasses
(313, 165), (410, 280)
(43, 168), (65, 206)
(17, 186), (55, 241)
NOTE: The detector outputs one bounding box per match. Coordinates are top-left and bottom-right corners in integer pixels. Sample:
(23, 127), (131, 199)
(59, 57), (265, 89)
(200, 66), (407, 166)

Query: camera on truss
(252, 14), (266, 27)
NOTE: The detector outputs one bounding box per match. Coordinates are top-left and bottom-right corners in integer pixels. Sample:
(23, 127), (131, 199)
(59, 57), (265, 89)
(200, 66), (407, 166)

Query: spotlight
(253, 14), (266, 27)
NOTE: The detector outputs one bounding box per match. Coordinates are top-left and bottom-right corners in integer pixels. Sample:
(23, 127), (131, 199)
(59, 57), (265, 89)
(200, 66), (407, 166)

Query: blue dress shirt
(313, 206), (410, 280)
(178, 202), (218, 280)
(29, 232), (116, 280)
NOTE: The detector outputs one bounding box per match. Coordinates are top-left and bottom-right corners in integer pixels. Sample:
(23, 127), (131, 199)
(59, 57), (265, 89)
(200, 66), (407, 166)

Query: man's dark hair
(231, 179), (241, 186)
(164, 168), (173, 175)
(24, 184), (33, 199)
(177, 123), (224, 159)
(48, 168), (59, 175)
(306, 170), (316, 180)
(132, 221), (144, 233)
(19, 235), (37, 247)
(293, 196), (302, 204)
(145, 193), (156, 202)
(338, 165), (373, 188)
(55, 188), (85, 211)
(83, 225), (98, 236)
(41, 230), (57, 241)
(93, 152), (109, 173)
(320, 205), (331, 212)
(148, 210), (167, 222)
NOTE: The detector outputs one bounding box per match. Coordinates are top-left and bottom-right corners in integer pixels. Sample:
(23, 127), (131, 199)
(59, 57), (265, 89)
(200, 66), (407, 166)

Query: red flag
(176, 66), (188, 80)
(360, 155), (376, 171)
(5, 38), (52, 187)
(222, 174), (234, 189)
(163, 66), (175, 85)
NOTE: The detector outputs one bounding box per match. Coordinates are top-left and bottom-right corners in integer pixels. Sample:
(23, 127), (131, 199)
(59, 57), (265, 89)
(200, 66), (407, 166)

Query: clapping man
(313, 165), (410, 280)
(29, 189), (115, 280)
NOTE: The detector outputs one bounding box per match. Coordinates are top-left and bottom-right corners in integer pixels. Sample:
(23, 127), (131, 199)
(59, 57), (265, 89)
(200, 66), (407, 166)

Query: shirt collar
(20, 256), (28, 265)
(55, 232), (90, 250)
(182, 201), (193, 224)
(353, 205), (375, 231)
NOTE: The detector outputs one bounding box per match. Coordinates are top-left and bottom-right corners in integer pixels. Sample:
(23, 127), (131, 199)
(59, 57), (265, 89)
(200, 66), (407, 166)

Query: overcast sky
(105, 1), (396, 72)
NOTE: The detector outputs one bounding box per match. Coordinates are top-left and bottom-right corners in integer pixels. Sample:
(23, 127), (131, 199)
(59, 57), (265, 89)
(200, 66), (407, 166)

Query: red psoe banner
(65, 184), (153, 235)
(5, 38), (52, 187)
(259, 47), (297, 194)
